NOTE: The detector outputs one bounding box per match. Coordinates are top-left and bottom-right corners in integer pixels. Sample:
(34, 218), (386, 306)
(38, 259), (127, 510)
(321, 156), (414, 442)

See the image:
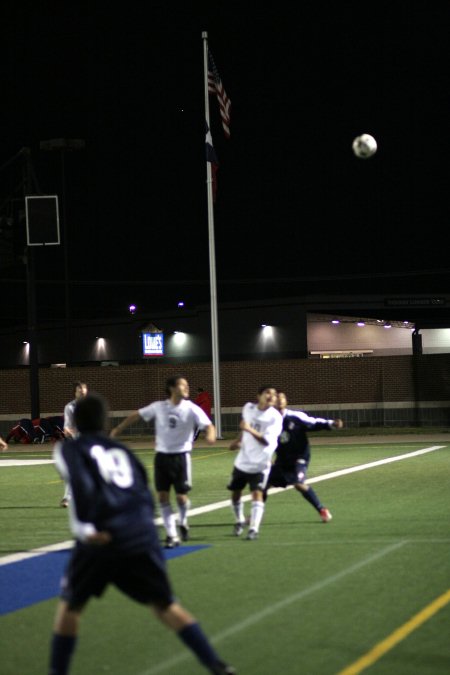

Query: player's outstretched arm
(204, 423), (217, 444)
(110, 411), (141, 437)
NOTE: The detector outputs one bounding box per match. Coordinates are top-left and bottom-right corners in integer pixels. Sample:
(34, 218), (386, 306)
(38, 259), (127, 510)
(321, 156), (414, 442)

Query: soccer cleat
(179, 524), (190, 542)
(164, 536), (180, 549)
(319, 508), (332, 522)
(233, 522), (245, 536)
(210, 660), (237, 675)
(245, 529), (258, 541)
(60, 498), (69, 508)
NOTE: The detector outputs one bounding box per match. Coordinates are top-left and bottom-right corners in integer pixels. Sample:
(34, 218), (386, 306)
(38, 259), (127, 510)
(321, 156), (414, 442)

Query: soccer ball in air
(352, 134), (377, 159)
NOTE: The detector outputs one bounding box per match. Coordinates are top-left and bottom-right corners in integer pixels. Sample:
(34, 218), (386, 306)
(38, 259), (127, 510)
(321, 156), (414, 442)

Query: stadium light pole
(39, 138), (85, 363)
(21, 148), (40, 418)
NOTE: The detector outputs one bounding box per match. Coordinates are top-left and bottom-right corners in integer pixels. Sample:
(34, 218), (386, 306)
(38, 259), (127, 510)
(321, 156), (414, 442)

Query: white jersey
(234, 402), (283, 473)
(139, 399), (212, 454)
(63, 399), (79, 437)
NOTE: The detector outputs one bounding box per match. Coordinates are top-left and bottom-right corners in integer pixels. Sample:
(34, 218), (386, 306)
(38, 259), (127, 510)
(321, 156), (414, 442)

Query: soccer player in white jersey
(111, 375), (216, 548)
(60, 381), (88, 507)
(227, 386), (282, 540)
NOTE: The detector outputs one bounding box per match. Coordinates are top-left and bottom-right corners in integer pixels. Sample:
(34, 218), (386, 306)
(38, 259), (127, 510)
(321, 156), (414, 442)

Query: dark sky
(2, 2), (450, 325)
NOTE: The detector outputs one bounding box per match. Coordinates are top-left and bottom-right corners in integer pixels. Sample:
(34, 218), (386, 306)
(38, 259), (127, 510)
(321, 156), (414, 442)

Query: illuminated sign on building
(142, 332), (164, 357)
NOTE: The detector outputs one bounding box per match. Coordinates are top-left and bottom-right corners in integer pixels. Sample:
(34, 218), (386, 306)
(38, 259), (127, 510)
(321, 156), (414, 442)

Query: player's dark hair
(73, 380), (87, 394)
(257, 385), (277, 395)
(74, 392), (107, 433)
(165, 375), (186, 397)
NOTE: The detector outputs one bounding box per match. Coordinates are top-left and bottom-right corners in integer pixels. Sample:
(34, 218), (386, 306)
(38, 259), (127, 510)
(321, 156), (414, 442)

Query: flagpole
(202, 31), (223, 439)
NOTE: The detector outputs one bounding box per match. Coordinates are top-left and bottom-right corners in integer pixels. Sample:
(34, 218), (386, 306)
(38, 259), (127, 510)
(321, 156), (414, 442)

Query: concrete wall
(1, 354), (450, 434)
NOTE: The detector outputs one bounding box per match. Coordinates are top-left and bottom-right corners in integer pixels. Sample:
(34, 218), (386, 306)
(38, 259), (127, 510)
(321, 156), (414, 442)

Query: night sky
(1, 2), (450, 326)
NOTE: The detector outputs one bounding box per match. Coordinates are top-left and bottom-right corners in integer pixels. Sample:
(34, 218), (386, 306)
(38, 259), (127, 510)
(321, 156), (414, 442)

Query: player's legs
(52, 599), (82, 634)
(174, 454), (192, 541)
(247, 489), (265, 538)
(176, 493), (191, 540)
(295, 483), (332, 521)
(263, 464), (287, 502)
(154, 454), (179, 545)
(60, 482), (71, 507)
(49, 541), (109, 674)
(246, 469), (270, 539)
(227, 468), (248, 534)
(230, 489), (245, 534)
(152, 601), (236, 674)
(110, 550), (231, 674)
(158, 490), (179, 543)
(48, 600), (85, 674)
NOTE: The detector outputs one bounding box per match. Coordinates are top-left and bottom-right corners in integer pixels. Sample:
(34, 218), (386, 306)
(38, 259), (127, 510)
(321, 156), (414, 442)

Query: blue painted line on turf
(165, 544), (210, 559)
(0, 545), (210, 616)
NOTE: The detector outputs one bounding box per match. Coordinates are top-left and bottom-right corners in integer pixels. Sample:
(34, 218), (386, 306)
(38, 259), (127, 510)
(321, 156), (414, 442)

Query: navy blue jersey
(274, 409), (333, 468)
(54, 433), (160, 553)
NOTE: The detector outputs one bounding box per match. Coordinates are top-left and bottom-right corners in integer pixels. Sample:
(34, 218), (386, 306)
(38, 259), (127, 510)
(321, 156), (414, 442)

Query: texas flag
(205, 121), (219, 202)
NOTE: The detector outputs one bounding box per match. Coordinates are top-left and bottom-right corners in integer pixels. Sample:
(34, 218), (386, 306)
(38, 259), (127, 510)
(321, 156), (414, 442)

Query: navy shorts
(154, 452), (192, 494)
(268, 460), (309, 487)
(227, 466), (270, 492)
(60, 542), (174, 610)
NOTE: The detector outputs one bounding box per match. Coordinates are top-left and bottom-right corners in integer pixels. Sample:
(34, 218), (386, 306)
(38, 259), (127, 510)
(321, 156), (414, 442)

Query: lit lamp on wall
(261, 324), (274, 337)
(173, 331), (187, 346)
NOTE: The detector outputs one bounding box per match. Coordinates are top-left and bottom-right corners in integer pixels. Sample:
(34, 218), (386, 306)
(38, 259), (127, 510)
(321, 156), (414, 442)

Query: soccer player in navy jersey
(266, 392), (344, 522)
(48, 392), (235, 675)
(111, 375), (216, 548)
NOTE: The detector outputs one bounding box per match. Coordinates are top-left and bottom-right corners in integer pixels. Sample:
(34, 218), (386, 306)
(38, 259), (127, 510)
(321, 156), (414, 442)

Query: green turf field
(1, 438), (450, 674)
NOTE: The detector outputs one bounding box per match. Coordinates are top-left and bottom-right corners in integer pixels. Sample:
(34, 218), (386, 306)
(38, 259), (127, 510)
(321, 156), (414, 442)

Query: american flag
(205, 121), (219, 202)
(208, 50), (231, 138)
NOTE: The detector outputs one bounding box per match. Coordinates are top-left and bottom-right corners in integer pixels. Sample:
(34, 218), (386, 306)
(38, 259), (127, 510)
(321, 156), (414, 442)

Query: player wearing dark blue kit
(48, 392), (235, 675)
(266, 392), (344, 522)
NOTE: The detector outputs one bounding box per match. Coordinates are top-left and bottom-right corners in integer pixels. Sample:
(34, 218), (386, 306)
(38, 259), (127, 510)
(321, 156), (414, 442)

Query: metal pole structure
(202, 31), (223, 438)
(22, 148), (40, 419)
(40, 138), (85, 364)
(60, 146), (71, 362)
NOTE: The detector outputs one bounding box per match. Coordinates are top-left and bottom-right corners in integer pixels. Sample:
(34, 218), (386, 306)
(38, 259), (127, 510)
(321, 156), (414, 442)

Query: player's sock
(48, 633), (77, 675)
(231, 499), (244, 523)
(177, 622), (221, 669)
(178, 498), (191, 527)
(160, 502), (178, 538)
(249, 500), (265, 532)
(300, 487), (322, 510)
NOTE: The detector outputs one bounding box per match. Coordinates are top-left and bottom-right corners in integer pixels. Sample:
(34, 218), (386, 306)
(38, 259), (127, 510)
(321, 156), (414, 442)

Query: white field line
(0, 458), (54, 467)
(158, 444), (446, 525)
(0, 445), (445, 567)
(138, 541), (409, 675)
